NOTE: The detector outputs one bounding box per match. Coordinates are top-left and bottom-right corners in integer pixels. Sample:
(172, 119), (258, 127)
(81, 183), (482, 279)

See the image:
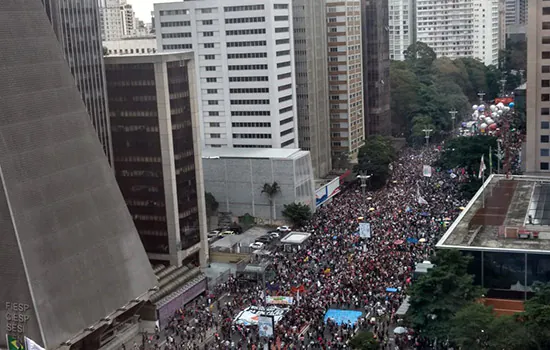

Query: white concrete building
(155, 0), (298, 150)
(103, 37), (157, 55)
(389, 0), (415, 61)
(415, 0), (501, 66)
(99, 0), (147, 40)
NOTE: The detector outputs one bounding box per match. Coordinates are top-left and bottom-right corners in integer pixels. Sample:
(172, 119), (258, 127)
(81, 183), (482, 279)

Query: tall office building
(105, 52), (209, 267)
(526, 1), (550, 173)
(362, 0), (392, 136)
(99, 0), (143, 40)
(0, 1), (156, 349)
(292, 0), (331, 177)
(389, 0), (416, 61)
(155, 0), (298, 150)
(415, 0), (501, 66)
(505, 0), (527, 26)
(326, 0), (365, 164)
(43, 0), (113, 162)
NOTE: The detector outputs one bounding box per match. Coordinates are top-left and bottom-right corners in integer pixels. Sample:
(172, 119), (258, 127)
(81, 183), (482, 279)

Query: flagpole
(489, 146), (493, 174)
(482, 170), (485, 209)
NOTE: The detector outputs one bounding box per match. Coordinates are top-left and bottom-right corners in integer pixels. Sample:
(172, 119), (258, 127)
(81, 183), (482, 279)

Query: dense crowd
(153, 146), (469, 350)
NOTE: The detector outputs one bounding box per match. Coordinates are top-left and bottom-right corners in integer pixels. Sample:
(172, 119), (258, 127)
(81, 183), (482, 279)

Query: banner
(234, 306), (288, 326)
(6, 335), (24, 350)
(422, 165), (432, 177)
(266, 296), (294, 306)
(25, 337), (45, 350)
(359, 222), (372, 238)
(258, 316), (274, 338)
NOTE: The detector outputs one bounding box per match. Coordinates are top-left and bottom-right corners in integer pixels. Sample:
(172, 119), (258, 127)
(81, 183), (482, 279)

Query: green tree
(205, 192), (219, 216)
(261, 182), (281, 222)
(281, 202), (312, 227)
(404, 41), (437, 76)
(488, 315), (529, 350)
(523, 283), (550, 349)
(411, 115), (435, 145)
(349, 331), (379, 350)
(407, 251), (484, 341)
(450, 303), (495, 350)
(355, 135), (396, 188)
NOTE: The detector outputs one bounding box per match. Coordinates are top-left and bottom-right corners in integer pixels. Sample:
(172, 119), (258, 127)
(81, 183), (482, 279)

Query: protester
(152, 147), (469, 350)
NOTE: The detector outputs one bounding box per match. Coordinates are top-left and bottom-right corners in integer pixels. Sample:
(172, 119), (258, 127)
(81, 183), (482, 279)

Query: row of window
(234, 144), (272, 148)
(226, 28), (266, 35)
(231, 99), (270, 105)
(228, 64), (268, 70)
(230, 88), (269, 93)
(275, 15), (288, 21)
(232, 122), (271, 128)
(278, 83), (292, 92)
(227, 40), (266, 47)
(280, 127), (294, 137)
(159, 9), (189, 16)
(163, 44), (192, 50)
(280, 116), (293, 125)
(224, 5), (264, 12)
(278, 72), (291, 80)
(276, 50), (290, 57)
(279, 106), (293, 114)
(281, 138), (294, 147)
(277, 61), (291, 68)
(225, 16), (265, 24)
(162, 32), (191, 38)
(233, 133), (272, 139)
(228, 52), (267, 59)
(276, 38), (290, 45)
(275, 27), (289, 33)
(279, 94), (292, 103)
(160, 21), (190, 27)
(229, 76), (268, 82)
(232, 110), (270, 116)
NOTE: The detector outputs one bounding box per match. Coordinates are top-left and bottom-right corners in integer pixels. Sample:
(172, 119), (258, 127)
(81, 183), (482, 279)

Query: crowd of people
(153, 146), (469, 350)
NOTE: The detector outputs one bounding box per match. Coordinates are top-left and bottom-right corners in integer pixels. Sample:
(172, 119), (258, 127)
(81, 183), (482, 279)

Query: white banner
(258, 316), (274, 337)
(266, 296), (294, 306)
(234, 306), (288, 326)
(422, 165), (432, 177)
(25, 337), (45, 350)
(359, 222), (372, 238)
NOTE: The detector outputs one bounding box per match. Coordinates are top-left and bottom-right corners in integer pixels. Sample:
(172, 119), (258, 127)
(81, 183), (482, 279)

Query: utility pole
(449, 110), (458, 136)
(496, 139), (504, 174)
(500, 79), (507, 96)
(357, 173), (372, 196)
(422, 129), (433, 146)
(477, 91), (486, 103)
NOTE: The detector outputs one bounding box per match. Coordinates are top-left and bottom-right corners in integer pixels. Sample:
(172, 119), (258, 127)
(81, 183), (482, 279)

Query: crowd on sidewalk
(153, 146), (469, 350)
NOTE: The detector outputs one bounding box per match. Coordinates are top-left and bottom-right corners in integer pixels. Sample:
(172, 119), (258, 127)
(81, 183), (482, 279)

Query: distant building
(327, 0), (365, 164)
(505, 0), (527, 27)
(362, 0), (392, 136)
(202, 148), (315, 221)
(388, 0), (416, 61)
(155, 0), (298, 150)
(526, 0), (550, 174)
(43, 0), (113, 162)
(0, 1), (156, 349)
(104, 52), (209, 267)
(292, 0), (332, 177)
(99, 0), (146, 40)
(103, 37), (157, 55)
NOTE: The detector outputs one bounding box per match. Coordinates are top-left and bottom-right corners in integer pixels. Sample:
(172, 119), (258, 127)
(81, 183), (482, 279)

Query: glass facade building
(105, 52), (208, 267)
(43, 0), (113, 162)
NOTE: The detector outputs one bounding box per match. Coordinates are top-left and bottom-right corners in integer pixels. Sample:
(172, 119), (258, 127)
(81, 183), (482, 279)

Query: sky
(127, 0), (175, 22)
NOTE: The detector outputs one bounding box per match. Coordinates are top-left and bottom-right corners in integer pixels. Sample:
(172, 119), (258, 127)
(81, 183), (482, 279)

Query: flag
(24, 337), (44, 350)
(417, 186), (428, 205)
(6, 335), (24, 350)
(478, 155), (486, 179)
(422, 165), (432, 177)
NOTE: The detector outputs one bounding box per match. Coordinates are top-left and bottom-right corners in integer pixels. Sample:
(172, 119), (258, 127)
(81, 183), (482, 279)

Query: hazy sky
(127, 0), (176, 22)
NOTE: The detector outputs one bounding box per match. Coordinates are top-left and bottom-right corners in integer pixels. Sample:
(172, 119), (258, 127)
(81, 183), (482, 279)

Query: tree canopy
(391, 42), (503, 143)
(348, 331), (379, 350)
(281, 202), (312, 227)
(355, 135), (396, 188)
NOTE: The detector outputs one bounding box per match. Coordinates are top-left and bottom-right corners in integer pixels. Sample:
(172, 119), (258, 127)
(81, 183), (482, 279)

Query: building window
(206, 77), (217, 82)
(209, 111), (219, 116)
(275, 27), (289, 33)
(205, 66), (216, 71)
(541, 162), (550, 170)
(543, 108), (550, 115)
(163, 44), (192, 50)
(229, 76), (268, 82)
(274, 15), (288, 21)
(207, 89), (217, 94)
(201, 8), (213, 13)
(541, 149), (550, 157)
(229, 88), (269, 93)
(232, 122), (271, 127)
(160, 21), (191, 27)
(203, 31), (214, 37)
(225, 17), (265, 24)
(280, 128), (293, 136)
(232, 133), (272, 139)
(544, 65), (550, 73)
(543, 51), (550, 59)
(208, 100), (219, 105)
(542, 121), (550, 129)
(226, 29), (266, 35)
(224, 5), (265, 12)
(227, 52), (267, 59)
(543, 37), (550, 45)
(281, 139), (294, 147)
(276, 38), (290, 45)
(210, 133), (221, 138)
(279, 106), (293, 114)
(278, 72), (291, 80)
(231, 111), (270, 116)
(544, 7), (550, 15)
(543, 94), (550, 101)
(205, 54), (215, 60)
(204, 43), (215, 48)
(228, 64), (268, 70)
(202, 20), (213, 25)
(162, 32), (191, 38)
(280, 116), (293, 125)
(274, 4), (289, 9)
(278, 95), (292, 103)
(227, 41), (266, 47)
(277, 61), (291, 68)
(542, 135), (550, 143)
(276, 50), (290, 57)
(230, 99), (270, 105)
(278, 83), (292, 92)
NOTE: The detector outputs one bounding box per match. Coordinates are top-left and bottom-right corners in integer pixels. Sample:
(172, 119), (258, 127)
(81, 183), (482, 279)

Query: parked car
(277, 225), (292, 233)
(255, 235), (272, 244)
(269, 231), (280, 239)
(220, 230), (236, 236)
(249, 242), (265, 250)
(208, 230), (221, 238)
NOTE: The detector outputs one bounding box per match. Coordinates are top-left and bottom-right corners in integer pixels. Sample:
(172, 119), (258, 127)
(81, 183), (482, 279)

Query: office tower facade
(326, 0), (365, 164)
(505, 0), (527, 26)
(415, 0), (501, 66)
(155, 0), (298, 150)
(292, 0), (331, 177)
(99, 0), (143, 40)
(526, 0), (550, 173)
(43, 0), (113, 162)
(105, 52), (208, 267)
(362, 0), (392, 136)
(389, 0), (416, 61)
(0, 1), (157, 349)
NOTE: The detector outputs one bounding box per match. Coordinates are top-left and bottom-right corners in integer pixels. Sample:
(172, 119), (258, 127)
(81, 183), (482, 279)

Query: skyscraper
(505, 0), (527, 27)
(362, 0), (392, 136)
(292, 0), (332, 177)
(327, 0), (365, 165)
(526, 0), (550, 173)
(0, 1), (156, 349)
(43, 0), (113, 162)
(155, 0), (298, 150)
(104, 52), (209, 267)
(388, 0), (416, 61)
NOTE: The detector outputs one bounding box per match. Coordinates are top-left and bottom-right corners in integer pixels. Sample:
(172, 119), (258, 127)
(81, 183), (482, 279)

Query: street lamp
(422, 129), (433, 146)
(357, 173), (372, 196)
(496, 138), (505, 174)
(500, 79), (507, 96)
(477, 91), (486, 103)
(449, 110), (458, 135)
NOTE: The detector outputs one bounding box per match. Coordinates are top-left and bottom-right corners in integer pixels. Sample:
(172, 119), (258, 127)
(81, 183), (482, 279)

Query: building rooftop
(202, 147), (307, 160)
(437, 175), (550, 254)
(104, 50), (193, 61)
(280, 231), (312, 245)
